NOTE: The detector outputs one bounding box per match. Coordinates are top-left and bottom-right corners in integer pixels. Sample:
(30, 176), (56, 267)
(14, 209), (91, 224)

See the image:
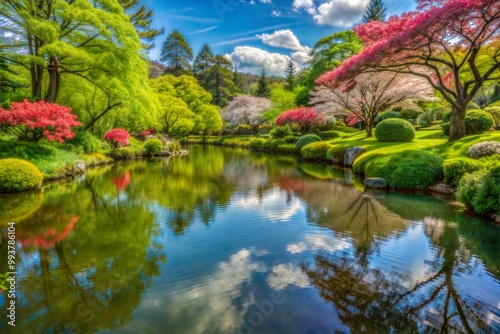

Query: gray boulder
(343, 147), (365, 167)
(364, 178), (387, 189)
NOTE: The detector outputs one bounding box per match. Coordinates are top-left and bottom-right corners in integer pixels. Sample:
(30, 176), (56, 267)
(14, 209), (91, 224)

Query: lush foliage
(457, 166), (500, 215)
(144, 139), (164, 155)
(317, 0), (500, 141)
(365, 150), (444, 189)
(318, 131), (341, 140)
(276, 107), (326, 135)
(301, 142), (332, 161)
(467, 141), (500, 158)
(270, 126), (292, 139)
(443, 158), (483, 186)
(0, 100), (81, 142)
(295, 134), (322, 150)
(464, 110), (495, 135)
(66, 131), (109, 154)
(0, 158), (43, 193)
(161, 30), (193, 76)
(327, 146), (351, 162)
(374, 118), (416, 142)
(104, 129), (131, 148)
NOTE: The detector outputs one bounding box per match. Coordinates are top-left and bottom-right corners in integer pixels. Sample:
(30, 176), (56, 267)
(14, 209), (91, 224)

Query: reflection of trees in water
(0, 165), (166, 333)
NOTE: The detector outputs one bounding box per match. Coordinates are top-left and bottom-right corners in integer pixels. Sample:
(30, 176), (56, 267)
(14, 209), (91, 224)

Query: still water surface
(1, 146), (500, 333)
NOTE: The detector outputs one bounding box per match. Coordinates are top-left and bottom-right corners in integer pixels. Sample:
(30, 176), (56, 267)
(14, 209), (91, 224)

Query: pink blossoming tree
(311, 72), (435, 137)
(276, 107), (326, 134)
(317, 0), (500, 141)
(104, 128), (131, 148)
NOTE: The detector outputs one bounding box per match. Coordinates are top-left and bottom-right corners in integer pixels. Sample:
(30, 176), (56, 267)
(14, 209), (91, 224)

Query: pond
(1, 145), (500, 333)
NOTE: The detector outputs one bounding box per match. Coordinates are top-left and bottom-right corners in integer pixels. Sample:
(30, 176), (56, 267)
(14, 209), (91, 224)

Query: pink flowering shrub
(276, 107), (326, 134)
(104, 128), (131, 148)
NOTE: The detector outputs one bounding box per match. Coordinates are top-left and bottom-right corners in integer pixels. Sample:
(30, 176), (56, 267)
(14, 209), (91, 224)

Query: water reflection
(0, 146), (499, 333)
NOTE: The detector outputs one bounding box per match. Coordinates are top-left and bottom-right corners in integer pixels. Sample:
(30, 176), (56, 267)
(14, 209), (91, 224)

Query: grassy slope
(325, 130), (500, 174)
(0, 141), (112, 180)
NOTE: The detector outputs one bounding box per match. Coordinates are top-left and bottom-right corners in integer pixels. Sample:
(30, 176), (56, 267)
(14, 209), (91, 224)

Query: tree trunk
(449, 105), (467, 141)
(252, 125), (259, 136)
(45, 57), (60, 103)
(365, 122), (373, 137)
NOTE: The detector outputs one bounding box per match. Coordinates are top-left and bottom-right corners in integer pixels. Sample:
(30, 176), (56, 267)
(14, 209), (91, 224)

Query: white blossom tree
(310, 72), (435, 137)
(222, 96), (271, 135)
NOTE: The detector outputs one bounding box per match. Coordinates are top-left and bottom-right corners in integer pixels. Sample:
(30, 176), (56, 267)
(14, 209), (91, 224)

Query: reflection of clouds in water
(287, 234), (351, 254)
(235, 187), (302, 222)
(266, 263), (310, 290)
(141, 249), (266, 333)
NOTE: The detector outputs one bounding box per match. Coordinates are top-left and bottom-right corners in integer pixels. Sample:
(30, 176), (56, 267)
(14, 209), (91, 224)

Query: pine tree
(118, 0), (164, 51)
(193, 44), (215, 84)
(284, 61), (297, 92)
(204, 55), (239, 107)
(160, 30), (193, 76)
(233, 66), (249, 93)
(255, 69), (271, 98)
(362, 0), (387, 23)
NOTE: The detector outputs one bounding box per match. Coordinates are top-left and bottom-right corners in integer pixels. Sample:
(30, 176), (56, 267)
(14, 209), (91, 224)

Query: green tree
(118, 0), (164, 51)
(0, 0), (148, 104)
(160, 30), (193, 76)
(362, 0), (387, 23)
(306, 31), (363, 90)
(193, 44), (215, 84)
(204, 55), (239, 108)
(284, 61), (297, 92)
(264, 87), (297, 121)
(255, 69), (271, 98)
(233, 66), (249, 93)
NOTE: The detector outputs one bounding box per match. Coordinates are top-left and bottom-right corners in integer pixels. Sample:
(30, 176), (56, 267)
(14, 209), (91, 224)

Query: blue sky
(143, 0), (416, 75)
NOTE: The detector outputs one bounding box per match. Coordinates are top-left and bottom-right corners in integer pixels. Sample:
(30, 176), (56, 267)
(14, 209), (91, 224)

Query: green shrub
(295, 134), (321, 150)
(326, 146), (350, 162)
(380, 111), (403, 121)
(416, 109), (437, 127)
(457, 167), (500, 215)
(250, 138), (266, 149)
(144, 138), (163, 154)
(375, 118), (415, 142)
(283, 135), (297, 144)
(365, 151), (444, 189)
(270, 127), (292, 139)
(66, 131), (109, 153)
(465, 110), (494, 135)
(441, 122), (450, 136)
(110, 137), (144, 159)
(0, 158), (43, 193)
(275, 144), (298, 154)
(443, 158), (483, 186)
(318, 131), (341, 140)
(331, 125), (359, 133)
(301, 142), (332, 161)
(401, 108), (423, 120)
(270, 139), (286, 150)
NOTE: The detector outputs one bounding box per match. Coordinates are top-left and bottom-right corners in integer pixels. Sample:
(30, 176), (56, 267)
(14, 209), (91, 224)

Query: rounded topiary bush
(0, 159), (43, 193)
(457, 166), (500, 215)
(283, 135), (297, 144)
(465, 110), (494, 135)
(467, 141), (500, 158)
(327, 146), (351, 162)
(443, 158), (483, 186)
(270, 139), (286, 150)
(144, 138), (163, 155)
(380, 111), (403, 121)
(374, 118), (415, 142)
(250, 138), (266, 149)
(295, 134), (321, 150)
(365, 150), (444, 189)
(301, 142), (332, 161)
(401, 108), (423, 120)
(318, 131), (340, 140)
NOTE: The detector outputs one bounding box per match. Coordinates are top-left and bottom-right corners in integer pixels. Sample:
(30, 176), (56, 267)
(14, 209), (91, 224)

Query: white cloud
(257, 29), (309, 52)
(266, 263), (310, 290)
(290, 50), (312, 63)
(224, 46), (293, 75)
(294, 0), (370, 27)
(286, 233), (351, 254)
(271, 9), (282, 16)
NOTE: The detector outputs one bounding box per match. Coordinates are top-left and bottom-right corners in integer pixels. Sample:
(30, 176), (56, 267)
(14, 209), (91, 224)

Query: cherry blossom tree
(0, 100), (81, 142)
(276, 107), (326, 135)
(222, 96), (271, 135)
(317, 0), (500, 141)
(104, 128), (131, 148)
(311, 72), (435, 137)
